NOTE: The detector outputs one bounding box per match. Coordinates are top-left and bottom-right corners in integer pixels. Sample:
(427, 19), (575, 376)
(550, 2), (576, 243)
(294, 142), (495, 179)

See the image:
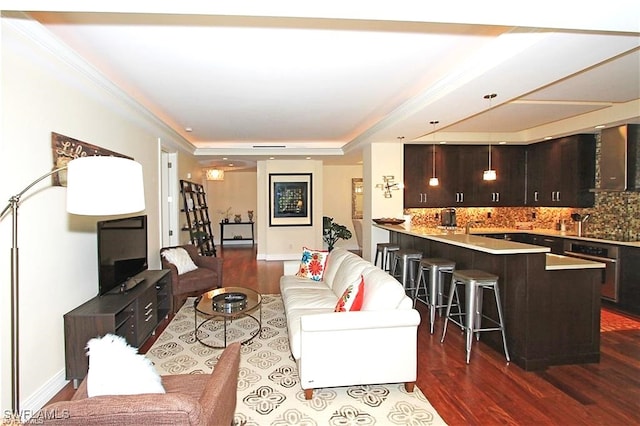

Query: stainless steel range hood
(597, 124), (640, 192)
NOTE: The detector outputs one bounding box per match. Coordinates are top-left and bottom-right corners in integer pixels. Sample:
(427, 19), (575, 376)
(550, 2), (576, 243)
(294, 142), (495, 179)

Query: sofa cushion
(295, 247), (329, 281)
(161, 248), (198, 275)
(280, 274), (328, 294)
(322, 248), (353, 286)
(86, 334), (165, 397)
(331, 255), (374, 298)
(175, 268), (218, 294)
(335, 275), (365, 312)
(360, 268), (411, 310)
(281, 287), (338, 312)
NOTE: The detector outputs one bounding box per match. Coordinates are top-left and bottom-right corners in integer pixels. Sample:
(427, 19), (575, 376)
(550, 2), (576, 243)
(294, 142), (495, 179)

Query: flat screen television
(97, 215), (148, 295)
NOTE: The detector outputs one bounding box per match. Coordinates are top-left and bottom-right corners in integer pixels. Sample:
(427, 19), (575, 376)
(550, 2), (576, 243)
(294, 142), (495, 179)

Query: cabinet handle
(556, 191), (560, 202)
(534, 191), (539, 202)
(145, 308), (153, 316)
(144, 302), (153, 309)
(145, 314), (153, 322)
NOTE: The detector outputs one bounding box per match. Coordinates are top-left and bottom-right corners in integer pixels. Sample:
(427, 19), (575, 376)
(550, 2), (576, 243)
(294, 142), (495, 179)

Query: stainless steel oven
(563, 240), (620, 302)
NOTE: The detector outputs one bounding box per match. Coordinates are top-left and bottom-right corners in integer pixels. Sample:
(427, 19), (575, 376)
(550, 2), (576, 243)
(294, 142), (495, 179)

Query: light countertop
(373, 223), (640, 248)
(374, 223), (549, 254)
(426, 233), (549, 255)
(374, 223), (616, 269)
(545, 253), (605, 270)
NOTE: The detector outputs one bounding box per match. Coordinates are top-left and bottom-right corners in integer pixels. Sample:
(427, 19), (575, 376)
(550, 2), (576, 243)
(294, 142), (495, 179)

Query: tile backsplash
(406, 195), (639, 242)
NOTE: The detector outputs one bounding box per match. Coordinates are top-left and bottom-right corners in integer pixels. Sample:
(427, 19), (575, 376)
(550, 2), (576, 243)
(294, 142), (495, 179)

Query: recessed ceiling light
(222, 157), (228, 160)
(228, 163), (234, 167)
(269, 157), (275, 160)
(499, 141), (507, 145)
(185, 127), (193, 132)
(439, 141), (447, 144)
(595, 124), (605, 129)
(306, 157), (311, 160)
(544, 136), (553, 140)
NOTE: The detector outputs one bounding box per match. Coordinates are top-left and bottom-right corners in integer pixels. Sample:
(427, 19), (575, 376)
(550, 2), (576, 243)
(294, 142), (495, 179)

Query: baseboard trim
(22, 369), (68, 414)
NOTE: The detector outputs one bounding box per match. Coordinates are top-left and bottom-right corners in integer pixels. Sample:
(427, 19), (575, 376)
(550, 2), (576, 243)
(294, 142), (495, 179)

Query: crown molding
(3, 13), (196, 154)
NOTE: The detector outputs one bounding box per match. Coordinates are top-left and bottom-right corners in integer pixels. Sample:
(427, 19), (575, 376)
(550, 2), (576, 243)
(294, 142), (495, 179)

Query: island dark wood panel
(389, 231), (600, 370)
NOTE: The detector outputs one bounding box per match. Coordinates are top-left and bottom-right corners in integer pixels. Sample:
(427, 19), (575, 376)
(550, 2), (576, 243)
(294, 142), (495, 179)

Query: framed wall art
(51, 132), (132, 186)
(269, 173), (312, 226)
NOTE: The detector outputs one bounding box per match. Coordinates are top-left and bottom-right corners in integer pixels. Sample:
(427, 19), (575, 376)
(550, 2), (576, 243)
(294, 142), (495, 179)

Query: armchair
(28, 342), (241, 425)
(160, 245), (223, 313)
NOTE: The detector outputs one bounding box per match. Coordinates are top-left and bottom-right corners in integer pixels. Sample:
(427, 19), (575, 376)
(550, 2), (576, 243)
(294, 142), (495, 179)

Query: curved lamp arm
(1, 166), (67, 218)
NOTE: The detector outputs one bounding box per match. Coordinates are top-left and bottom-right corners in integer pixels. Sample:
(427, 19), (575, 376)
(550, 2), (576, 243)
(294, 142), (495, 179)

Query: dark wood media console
(64, 269), (172, 384)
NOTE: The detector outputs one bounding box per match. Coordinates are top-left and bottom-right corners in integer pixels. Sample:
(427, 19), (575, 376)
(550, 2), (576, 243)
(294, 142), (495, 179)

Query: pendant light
(429, 120), (439, 186)
(483, 93), (497, 181)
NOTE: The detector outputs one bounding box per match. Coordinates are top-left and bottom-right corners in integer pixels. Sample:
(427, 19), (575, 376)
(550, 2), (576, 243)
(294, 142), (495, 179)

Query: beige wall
(0, 18), (198, 412)
(205, 170), (258, 244)
(322, 165), (362, 251)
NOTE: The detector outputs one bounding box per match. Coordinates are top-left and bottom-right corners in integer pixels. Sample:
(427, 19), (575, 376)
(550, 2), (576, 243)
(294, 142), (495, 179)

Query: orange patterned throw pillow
(335, 275), (365, 312)
(296, 247), (329, 281)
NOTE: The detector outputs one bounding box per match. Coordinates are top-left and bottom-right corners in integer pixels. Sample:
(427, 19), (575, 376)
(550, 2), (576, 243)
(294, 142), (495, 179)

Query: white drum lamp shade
(66, 156), (145, 215)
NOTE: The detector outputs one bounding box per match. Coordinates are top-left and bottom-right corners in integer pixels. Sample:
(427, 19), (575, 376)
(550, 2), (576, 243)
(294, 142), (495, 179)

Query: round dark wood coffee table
(194, 287), (262, 348)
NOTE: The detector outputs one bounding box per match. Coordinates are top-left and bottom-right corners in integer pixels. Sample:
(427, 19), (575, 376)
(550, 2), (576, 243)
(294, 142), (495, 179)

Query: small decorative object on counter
(247, 210), (254, 222)
(234, 214), (242, 223)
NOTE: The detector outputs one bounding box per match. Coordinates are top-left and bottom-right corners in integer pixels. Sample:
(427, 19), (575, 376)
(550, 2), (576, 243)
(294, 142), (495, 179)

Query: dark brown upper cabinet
(525, 134), (596, 207)
(404, 144), (525, 208)
(404, 135), (594, 208)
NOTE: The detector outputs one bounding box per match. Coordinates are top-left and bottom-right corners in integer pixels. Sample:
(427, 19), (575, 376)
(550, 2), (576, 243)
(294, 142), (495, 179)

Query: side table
(220, 221), (254, 247)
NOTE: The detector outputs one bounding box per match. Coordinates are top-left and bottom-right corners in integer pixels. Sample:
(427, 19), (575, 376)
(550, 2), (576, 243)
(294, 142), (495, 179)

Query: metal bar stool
(374, 242), (400, 272)
(389, 249), (422, 295)
(415, 258), (456, 334)
(440, 269), (510, 363)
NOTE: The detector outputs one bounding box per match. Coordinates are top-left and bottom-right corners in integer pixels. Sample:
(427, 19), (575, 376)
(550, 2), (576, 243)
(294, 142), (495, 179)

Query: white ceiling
(7, 2), (640, 169)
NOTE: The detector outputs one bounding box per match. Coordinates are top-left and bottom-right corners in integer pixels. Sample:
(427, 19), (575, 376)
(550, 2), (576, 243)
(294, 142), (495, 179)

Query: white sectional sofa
(280, 247), (421, 399)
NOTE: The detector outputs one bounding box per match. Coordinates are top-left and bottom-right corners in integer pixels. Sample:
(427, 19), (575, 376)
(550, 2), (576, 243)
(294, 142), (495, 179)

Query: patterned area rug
(146, 295), (447, 426)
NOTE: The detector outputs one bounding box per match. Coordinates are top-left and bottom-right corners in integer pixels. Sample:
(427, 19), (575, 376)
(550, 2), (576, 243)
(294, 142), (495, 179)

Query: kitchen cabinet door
(403, 144), (471, 208)
(526, 135), (595, 207)
(441, 145), (485, 206)
(404, 144), (449, 207)
(403, 145), (430, 207)
(476, 145), (526, 206)
(561, 134), (596, 207)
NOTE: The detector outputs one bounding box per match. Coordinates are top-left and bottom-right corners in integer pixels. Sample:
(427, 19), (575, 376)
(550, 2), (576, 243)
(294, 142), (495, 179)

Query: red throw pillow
(335, 275), (365, 312)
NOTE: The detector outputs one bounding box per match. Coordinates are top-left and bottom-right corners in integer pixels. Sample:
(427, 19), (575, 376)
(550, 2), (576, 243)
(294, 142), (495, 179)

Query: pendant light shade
(429, 120), (439, 186)
(483, 93), (497, 181)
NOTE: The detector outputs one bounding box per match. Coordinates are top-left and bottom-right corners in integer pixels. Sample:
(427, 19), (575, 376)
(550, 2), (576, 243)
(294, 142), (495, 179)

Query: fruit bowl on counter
(372, 218), (405, 225)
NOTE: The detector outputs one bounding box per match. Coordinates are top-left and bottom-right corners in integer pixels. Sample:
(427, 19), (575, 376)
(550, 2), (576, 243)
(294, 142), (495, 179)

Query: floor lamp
(2, 156), (145, 414)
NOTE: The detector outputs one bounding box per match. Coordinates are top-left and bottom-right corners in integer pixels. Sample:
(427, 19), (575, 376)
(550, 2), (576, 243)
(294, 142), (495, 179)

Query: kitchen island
(376, 224), (605, 370)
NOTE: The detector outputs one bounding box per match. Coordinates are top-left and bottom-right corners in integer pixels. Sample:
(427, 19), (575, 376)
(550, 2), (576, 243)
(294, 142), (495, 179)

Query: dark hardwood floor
(49, 246), (640, 425)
